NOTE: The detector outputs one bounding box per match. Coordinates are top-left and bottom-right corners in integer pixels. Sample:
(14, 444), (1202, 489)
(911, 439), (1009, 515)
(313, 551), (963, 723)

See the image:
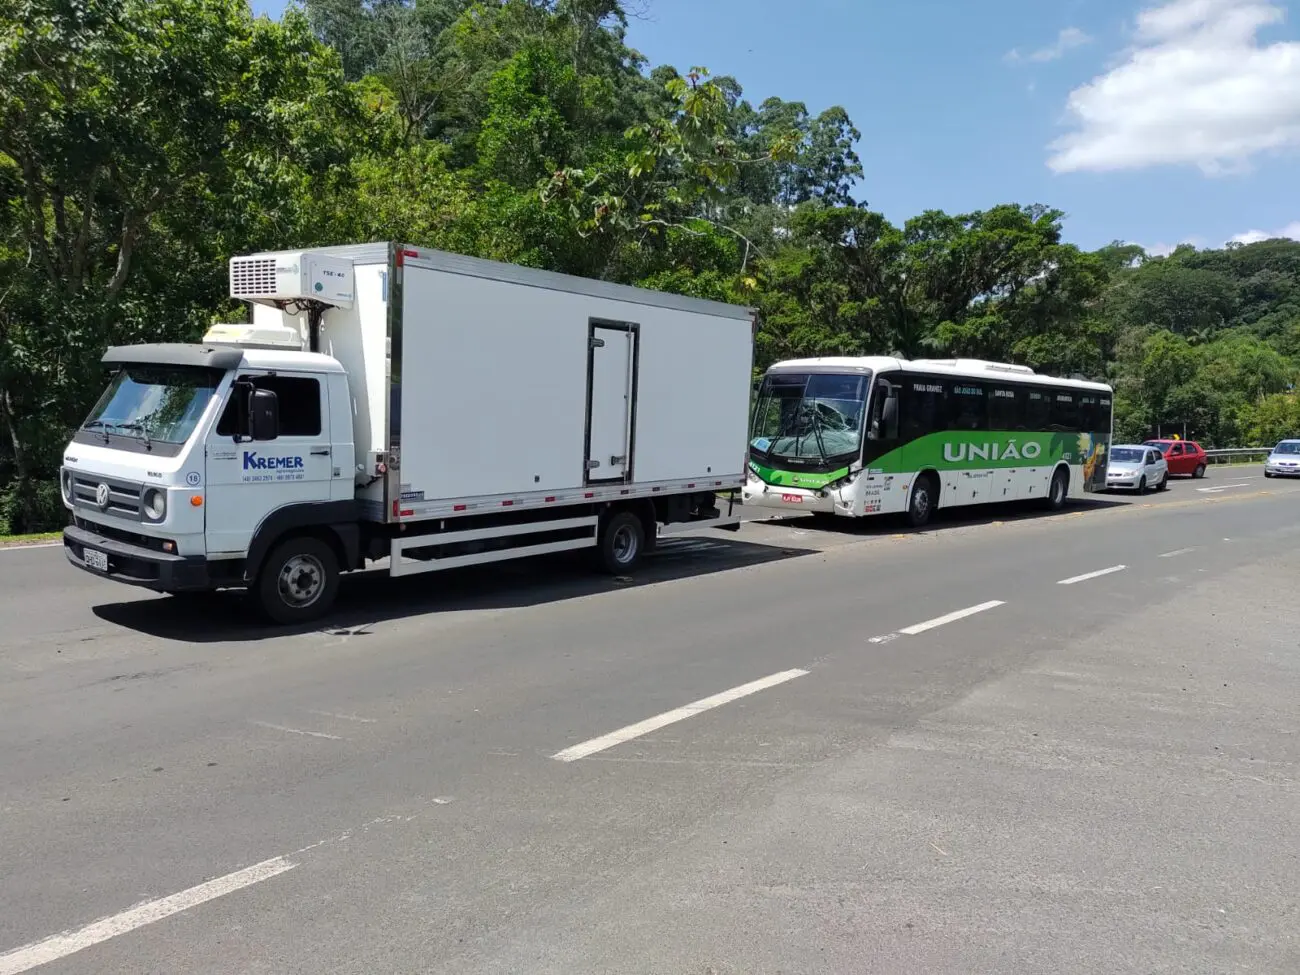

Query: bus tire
(1043, 468), (1069, 511)
(597, 510), (645, 574)
(255, 535), (340, 625)
(906, 475), (937, 528)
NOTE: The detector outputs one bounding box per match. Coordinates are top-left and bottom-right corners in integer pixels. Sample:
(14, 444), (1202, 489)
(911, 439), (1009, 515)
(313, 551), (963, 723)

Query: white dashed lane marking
(552, 669), (809, 762)
(1057, 565), (1127, 586)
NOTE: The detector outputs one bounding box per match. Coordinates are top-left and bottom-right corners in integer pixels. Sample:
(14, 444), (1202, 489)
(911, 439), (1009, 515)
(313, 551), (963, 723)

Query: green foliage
(3, 0), (1300, 531)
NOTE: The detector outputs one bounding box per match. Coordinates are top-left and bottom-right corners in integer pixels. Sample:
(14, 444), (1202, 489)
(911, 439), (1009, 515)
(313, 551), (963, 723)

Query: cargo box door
(584, 320), (638, 484)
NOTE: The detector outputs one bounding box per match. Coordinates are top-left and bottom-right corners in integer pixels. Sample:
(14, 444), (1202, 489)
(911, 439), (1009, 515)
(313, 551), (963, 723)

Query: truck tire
(256, 535), (340, 625)
(597, 510), (645, 574)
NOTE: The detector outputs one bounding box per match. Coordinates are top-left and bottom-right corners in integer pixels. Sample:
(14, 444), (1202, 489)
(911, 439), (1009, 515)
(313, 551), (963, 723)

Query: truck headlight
(60, 468), (73, 505)
(142, 488), (167, 521)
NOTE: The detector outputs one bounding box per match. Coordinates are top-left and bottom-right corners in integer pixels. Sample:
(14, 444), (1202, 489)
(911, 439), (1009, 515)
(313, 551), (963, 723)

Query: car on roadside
(1107, 444), (1169, 493)
(1143, 438), (1208, 478)
(1264, 439), (1300, 478)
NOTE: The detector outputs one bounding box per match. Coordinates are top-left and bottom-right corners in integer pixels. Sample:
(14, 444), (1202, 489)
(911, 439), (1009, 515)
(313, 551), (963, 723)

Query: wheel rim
(611, 524), (638, 564)
(277, 553), (326, 608)
(912, 486), (930, 519)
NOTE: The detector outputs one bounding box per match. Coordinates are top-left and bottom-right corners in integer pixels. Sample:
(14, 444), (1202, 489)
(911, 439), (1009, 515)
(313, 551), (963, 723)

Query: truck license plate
(84, 548), (109, 572)
(781, 493), (802, 503)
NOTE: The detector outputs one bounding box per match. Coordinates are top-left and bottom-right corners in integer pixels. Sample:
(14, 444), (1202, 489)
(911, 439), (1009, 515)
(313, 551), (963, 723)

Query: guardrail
(1203, 447), (1271, 465)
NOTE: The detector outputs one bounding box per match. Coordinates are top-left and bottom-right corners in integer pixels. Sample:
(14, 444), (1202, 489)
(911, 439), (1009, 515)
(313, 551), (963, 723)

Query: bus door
(863, 374), (901, 515)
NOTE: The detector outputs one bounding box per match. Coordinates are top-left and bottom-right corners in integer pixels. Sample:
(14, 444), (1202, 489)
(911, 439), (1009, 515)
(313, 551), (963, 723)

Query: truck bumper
(63, 524), (214, 592)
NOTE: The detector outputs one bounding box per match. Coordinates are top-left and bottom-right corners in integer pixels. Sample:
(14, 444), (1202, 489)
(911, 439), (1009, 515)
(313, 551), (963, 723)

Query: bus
(742, 356), (1114, 527)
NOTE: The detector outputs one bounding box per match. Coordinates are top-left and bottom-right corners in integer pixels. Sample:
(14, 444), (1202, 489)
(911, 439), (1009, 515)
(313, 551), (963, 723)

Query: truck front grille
(71, 474), (142, 518)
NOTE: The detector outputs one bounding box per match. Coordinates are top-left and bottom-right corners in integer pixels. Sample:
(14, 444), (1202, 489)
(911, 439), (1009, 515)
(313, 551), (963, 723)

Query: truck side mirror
(248, 388), (280, 441)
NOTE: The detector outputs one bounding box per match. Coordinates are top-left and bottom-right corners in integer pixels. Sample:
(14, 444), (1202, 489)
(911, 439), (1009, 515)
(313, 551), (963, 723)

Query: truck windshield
(750, 372), (870, 467)
(82, 365), (223, 446)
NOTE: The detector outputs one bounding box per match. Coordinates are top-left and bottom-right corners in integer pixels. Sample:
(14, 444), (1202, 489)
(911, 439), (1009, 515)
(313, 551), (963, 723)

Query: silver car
(1106, 444), (1169, 493)
(1264, 439), (1300, 477)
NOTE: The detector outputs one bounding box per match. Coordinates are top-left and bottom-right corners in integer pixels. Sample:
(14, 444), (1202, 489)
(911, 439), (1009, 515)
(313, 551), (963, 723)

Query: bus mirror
(882, 393), (899, 440)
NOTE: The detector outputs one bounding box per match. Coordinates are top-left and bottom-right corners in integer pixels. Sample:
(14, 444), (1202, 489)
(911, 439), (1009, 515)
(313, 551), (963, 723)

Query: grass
(0, 531), (61, 546)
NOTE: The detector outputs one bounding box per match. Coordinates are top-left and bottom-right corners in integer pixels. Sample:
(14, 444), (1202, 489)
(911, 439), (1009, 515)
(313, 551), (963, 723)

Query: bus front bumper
(742, 482), (848, 516)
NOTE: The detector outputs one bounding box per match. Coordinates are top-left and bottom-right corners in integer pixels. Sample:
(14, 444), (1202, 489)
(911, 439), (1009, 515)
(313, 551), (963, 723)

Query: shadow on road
(747, 495), (1132, 537)
(90, 534), (811, 642)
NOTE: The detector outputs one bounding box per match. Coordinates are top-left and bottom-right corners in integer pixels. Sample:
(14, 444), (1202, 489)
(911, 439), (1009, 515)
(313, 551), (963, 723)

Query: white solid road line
(552, 669), (809, 762)
(0, 857), (296, 975)
(1159, 547), (1196, 558)
(1057, 565), (1127, 585)
(898, 600), (1005, 636)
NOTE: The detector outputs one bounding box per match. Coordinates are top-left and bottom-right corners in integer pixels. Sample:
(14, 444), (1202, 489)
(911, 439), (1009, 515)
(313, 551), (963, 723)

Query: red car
(1144, 439), (1207, 478)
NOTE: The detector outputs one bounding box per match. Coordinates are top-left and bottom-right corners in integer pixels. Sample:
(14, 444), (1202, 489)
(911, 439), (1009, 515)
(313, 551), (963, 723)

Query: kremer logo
(243, 452), (305, 471)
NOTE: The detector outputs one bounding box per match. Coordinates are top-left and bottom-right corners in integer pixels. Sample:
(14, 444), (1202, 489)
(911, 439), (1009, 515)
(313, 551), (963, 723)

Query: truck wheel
(256, 536), (340, 625)
(597, 510), (645, 574)
(1043, 468), (1069, 510)
(906, 475), (936, 528)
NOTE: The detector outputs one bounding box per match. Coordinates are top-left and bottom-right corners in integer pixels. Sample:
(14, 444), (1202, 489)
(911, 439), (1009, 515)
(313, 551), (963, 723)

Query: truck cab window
(217, 375), (322, 438)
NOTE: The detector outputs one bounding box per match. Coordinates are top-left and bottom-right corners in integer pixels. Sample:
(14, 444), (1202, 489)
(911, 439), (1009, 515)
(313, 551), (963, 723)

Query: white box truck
(60, 243), (755, 623)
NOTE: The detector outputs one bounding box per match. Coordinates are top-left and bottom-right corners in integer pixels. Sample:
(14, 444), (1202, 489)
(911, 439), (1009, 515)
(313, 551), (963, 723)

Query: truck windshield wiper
(118, 411), (159, 448)
(83, 419), (112, 442)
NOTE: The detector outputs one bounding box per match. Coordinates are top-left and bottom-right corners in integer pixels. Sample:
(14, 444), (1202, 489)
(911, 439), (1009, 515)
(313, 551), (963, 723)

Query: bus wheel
(907, 476), (936, 528)
(1043, 468), (1069, 511)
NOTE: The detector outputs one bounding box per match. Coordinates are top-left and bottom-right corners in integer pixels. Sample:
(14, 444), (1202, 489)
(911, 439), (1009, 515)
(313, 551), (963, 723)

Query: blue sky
(253, 0), (1300, 253)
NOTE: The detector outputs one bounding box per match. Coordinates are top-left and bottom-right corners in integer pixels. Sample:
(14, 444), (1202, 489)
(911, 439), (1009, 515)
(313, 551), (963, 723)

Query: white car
(1106, 444), (1169, 493)
(1264, 439), (1300, 478)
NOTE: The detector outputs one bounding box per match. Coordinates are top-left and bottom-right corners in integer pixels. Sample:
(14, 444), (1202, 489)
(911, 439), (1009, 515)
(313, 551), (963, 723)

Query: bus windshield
(750, 372), (870, 467)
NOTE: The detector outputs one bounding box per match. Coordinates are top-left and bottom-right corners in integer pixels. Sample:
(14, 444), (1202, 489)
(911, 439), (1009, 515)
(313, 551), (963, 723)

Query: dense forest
(2, 0), (1299, 533)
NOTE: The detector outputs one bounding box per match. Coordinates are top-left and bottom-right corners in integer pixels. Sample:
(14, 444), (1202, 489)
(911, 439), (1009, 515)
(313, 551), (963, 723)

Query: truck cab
(62, 340), (359, 603)
(62, 251), (367, 622)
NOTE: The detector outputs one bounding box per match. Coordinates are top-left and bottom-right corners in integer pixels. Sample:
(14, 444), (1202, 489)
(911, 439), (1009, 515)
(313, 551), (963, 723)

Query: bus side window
(947, 381), (986, 431)
(1078, 394), (1102, 433)
(988, 386), (1022, 431)
(902, 377), (944, 442)
(1025, 389), (1050, 430)
(1050, 392), (1078, 432)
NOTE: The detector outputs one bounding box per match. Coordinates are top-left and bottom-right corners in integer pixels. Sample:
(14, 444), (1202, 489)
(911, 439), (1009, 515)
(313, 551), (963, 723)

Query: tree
(0, 0), (361, 531)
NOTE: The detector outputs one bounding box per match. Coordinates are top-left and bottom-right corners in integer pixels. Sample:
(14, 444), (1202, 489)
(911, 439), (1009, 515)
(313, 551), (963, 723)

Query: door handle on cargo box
(311, 448), (331, 456)
(610, 455), (626, 465)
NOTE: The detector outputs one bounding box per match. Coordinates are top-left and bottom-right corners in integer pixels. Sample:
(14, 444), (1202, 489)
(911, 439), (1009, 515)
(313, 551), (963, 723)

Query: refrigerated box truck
(60, 243), (755, 623)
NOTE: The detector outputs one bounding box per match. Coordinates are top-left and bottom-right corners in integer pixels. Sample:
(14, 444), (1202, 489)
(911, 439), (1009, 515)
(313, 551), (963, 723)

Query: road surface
(1, 472), (1298, 974)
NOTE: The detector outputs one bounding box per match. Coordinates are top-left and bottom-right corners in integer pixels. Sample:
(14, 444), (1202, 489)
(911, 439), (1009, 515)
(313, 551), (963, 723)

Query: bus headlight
(142, 488), (167, 521)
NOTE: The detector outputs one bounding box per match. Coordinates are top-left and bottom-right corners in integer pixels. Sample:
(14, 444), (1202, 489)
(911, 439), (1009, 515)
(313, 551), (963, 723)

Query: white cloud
(1228, 220), (1300, 243)
(1047, 0), (1300, 174)
(1007, 27), (1094, 63)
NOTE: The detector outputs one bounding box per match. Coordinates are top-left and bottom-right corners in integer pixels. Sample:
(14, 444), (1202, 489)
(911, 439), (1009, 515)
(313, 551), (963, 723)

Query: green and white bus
(743, 356), (1113, 527)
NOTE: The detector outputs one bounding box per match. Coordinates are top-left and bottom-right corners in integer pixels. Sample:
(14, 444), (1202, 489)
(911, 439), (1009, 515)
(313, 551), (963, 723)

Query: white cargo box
(244, 243), (756, 524)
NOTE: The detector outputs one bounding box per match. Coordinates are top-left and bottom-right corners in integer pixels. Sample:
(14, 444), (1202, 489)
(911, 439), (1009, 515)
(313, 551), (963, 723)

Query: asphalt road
(1, 471), (1298, 974)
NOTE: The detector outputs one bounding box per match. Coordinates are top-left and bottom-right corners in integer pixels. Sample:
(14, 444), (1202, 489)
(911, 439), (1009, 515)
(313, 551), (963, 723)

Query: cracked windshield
(750, 373), (869, 465)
